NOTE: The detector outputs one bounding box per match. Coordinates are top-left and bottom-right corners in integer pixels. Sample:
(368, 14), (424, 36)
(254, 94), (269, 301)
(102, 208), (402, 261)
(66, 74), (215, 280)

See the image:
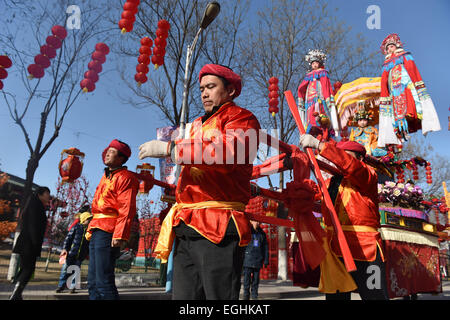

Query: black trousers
(243, 267), (261, 299)
(172, 222), (245, 300)
(15, 253), (38, 285)
(326, 248), (389, 300)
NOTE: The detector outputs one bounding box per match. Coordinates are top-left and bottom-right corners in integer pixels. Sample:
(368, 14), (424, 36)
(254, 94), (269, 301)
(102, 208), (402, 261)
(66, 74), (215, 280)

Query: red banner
(384, 240), (441, 298)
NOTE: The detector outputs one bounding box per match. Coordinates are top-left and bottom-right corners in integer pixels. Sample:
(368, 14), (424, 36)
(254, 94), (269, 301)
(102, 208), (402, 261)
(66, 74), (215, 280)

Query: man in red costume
(86, 139), (139, 300)
(139, 64), (261, 299)
(299, 134), (388, 300)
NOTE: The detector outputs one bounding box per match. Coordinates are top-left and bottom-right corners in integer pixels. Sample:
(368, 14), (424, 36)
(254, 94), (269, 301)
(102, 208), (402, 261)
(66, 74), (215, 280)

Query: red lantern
(0, 81), (3, 90)
(40, 45), (57, 59)
(88, 60), (103, 73)
(139, 46), (152, 55)
(80, 78), (95, 92)
(136, 64), (149, 74)
(58, 148), (85, 184)
(84, 70), (99, 83)
(151, 55), (164, 68)
(134, 72), (148, 85)
(91, 51), (106, 64)
(46, 35), (62, 49)
(138, 54), (150, 65)
(34, 54), (51, 68)
(123, 2), (138, 14)
(0, 55), (12, 68)
(95, 43), (110, 55)
(0, 68), (7, 80)
(158, 19), (170, 30)
(136, 163), (155, 195)
(51, 25), (68, 40)
(141, 37), (153, 47)
(27, 64), (45, 79)
(154, 37), (167, 48)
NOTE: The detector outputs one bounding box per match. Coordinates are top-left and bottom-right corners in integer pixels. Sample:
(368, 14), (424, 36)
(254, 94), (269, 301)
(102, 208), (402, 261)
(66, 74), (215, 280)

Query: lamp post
(178, 1), (220, 140)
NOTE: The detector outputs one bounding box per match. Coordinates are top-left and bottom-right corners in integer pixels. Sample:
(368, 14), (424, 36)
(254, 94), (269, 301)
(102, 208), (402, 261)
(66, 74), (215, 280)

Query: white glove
(139, 140), (170, 159)
(299, 134), (320, 150)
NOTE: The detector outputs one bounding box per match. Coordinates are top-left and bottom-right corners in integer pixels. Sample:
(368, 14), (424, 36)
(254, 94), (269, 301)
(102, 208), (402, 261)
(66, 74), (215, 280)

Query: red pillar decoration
(396, 165), (405, 184)
(268, 77), (279, 117)
(0, 55), (13, 90)
(28, 25), (67, 79)
(80, 43), (109, 93)
(119, 0), (140, 34)
(411, 159), (419, 181)
(135, 37), (153, 86)
(151, 19), (170, 69)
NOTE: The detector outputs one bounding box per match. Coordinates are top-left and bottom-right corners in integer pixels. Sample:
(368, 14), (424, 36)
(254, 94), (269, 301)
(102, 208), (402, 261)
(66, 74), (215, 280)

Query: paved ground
(1, 278), (449, 300)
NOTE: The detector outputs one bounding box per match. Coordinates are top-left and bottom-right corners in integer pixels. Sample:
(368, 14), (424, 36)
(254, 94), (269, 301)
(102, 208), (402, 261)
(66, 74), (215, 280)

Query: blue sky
(0, 0), (449, 202)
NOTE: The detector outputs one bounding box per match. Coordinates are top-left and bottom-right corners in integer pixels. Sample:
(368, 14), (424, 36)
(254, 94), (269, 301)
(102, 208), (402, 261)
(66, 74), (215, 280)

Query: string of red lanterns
(27, 25), (67, 79)
(425, 162), (433, 185)
(119, 0), (140, 34)
(80, 43), (109, 93)
(135, 37), (153, 86)
(268, 77), (279, 117)
(152, 19), (170, 69)
(0, 55), (13, 90)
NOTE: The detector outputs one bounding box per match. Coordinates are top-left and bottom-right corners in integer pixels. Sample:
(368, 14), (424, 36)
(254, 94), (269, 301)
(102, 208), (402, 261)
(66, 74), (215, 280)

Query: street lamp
(178, 2), (221, 139)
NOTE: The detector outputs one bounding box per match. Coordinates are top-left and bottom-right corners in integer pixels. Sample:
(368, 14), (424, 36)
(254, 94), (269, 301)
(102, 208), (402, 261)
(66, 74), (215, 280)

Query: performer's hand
(60, 249), (67, 257)
(299, 134), (320, 150)
(139, 140), (170, 159)
(111, 239), (127, 249)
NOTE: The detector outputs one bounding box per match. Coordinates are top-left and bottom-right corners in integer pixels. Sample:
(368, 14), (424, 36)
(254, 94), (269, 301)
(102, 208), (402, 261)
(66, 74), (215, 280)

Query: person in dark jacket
(242, 220), (269, 300)
(10, 186), (51, 300)
(56, 207), (93, 293)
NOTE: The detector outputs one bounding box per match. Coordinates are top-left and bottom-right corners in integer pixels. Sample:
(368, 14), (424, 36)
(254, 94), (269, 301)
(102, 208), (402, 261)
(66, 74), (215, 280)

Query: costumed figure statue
(350, 109), (387, 157)
(298, 49), (339, 135)
(378, 33), (440, 147)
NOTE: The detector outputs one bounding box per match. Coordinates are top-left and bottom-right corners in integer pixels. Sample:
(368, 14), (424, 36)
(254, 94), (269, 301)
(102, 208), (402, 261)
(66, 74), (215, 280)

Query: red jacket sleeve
(297, 79), (309, 105)
(112, 173), (139, 240)
(402, 55), (424, 88)
(319, 142), (378, 192)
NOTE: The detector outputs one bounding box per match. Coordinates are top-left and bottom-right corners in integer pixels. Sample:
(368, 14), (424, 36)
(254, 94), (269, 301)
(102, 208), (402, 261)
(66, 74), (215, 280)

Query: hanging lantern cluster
(152, 19), (170, 69)
(425, 162), (432, 185)
(58, 148), (85, 184)
(136, 163), (155, 194)
(411, 161), (419, 181)
(395, 166), (405, 184)
(135, 37), (153, 86)
(119, 0), (140, 34)
(268, 77), (279, 117)
(0, 55), (12, 90)
(80, 43), (109, 93)
(27, 25), (67, 79)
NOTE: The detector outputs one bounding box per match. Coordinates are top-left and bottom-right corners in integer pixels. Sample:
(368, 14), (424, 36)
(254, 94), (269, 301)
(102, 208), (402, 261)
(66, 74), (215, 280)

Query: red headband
(336, 141), (366, 157)
(102, 139), (131, 162)
(199, 64), (242, 98)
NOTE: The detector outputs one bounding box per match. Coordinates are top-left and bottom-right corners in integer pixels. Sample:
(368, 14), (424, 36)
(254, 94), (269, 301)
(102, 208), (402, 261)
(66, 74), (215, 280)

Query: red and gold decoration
(27, 25), (67, 79)
(80, 43), (109, 93)
(268, 77), (279, 117)
(135, 37), (153, 86)
(0, 55), (12, 90)
(119, 0), (140, 34)
(136, 163), (155, 194)
(58, 148), (85, 184)
(151, 19), (170, 69)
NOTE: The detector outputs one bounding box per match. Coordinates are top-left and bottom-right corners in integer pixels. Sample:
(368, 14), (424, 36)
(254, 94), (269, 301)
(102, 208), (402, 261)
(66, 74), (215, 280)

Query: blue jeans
(57, 256), (82, 289)
(87, 229), (120, 300)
